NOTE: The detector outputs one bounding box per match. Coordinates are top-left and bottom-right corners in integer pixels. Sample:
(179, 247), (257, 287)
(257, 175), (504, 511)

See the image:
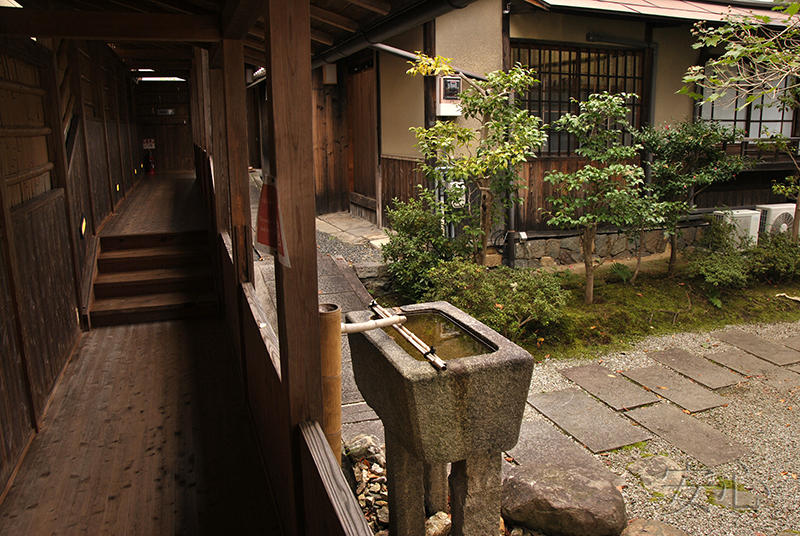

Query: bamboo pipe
(341, 315), (406, 333)
(369, 300), (447, 371)
(319, 303), (342, 460)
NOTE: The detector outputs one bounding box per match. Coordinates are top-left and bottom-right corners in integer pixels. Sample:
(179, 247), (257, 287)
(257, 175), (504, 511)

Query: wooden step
(90, 291), (218, 326)
(99, 230), (209, 252)
(97, 244), (212, 273)
(93, 266), (213, 299)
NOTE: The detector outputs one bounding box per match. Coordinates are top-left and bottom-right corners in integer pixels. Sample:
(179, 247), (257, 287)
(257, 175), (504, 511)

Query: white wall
(379, 28), (425, 158)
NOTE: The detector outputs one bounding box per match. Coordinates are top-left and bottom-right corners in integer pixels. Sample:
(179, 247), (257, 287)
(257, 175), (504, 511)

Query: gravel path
(315, 230), (384, 264)
(528, 322), (800, 536)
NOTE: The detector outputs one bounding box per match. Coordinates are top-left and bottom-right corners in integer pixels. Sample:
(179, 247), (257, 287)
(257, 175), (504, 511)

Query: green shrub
(423, 260), (568, 342)
(382, 190), (470, 300)
(688, 215), (749, 291)
(750, 231), (800, 283)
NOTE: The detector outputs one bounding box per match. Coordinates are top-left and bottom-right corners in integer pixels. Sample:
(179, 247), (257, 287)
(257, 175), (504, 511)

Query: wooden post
(221, 39), (253, 284)
(265, 0), (323, 533)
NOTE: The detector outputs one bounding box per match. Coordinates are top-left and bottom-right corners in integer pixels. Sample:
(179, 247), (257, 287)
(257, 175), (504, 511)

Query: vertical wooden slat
(264, 0), (323, 533)
(221, 39), (252, 285)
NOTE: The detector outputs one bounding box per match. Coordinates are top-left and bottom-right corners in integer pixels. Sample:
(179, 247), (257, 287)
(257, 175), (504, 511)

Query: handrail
(299, 421), (373, 536)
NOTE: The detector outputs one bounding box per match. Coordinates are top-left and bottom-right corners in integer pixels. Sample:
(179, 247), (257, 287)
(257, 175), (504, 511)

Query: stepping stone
(504, 410), (623, 486)
(712, 329), (800, 366)
(560, 363), (658, 411)
(649, 348), (740, 389)
(342, 401), (378, 424)
(779, 334), (800, 352)
(626, 403), (748, 467)
(529, 388), (651, 453)
(706, 350), (800, 391)
(790, 364), (800, 375)
(621, 365), (728, 413)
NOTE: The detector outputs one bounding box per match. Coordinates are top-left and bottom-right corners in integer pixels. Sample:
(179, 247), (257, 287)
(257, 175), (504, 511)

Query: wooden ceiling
(1, 0), (432, 75)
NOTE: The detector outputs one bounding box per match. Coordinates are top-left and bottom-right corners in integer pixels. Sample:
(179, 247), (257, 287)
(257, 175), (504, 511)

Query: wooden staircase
(90, 230), (217, 326)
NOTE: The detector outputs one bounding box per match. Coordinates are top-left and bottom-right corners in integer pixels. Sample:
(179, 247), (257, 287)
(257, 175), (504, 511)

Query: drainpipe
(311, 0), (480, 69)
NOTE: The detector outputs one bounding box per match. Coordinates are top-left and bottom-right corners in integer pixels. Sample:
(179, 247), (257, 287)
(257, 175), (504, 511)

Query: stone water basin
(346, 301), (534, 463)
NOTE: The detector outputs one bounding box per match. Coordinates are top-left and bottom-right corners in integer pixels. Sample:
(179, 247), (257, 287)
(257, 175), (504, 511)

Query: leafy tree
(757, 132), (800, 239)
(636, 120), (749, 276)
(681, 1), (800, 238)
(407, 54), (547, 265)
(544, 93), (651, 304)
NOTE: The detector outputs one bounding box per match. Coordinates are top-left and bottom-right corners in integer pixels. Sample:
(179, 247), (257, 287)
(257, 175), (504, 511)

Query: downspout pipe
(311, 0), (480, 69)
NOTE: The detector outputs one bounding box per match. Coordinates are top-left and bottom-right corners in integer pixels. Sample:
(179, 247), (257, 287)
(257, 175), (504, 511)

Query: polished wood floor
(101, 172), (208, 236)
(0, 319), (282, 536)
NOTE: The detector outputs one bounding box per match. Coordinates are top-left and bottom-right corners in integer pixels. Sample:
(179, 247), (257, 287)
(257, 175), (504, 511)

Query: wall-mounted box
(436, 76), (462, 117)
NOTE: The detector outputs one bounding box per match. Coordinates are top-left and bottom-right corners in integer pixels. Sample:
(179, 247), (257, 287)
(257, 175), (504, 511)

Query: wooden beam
(310, 28), (334, 47)
(111, 49), (194, 61)
(0, 8), (221, 41)
(310, 5), (358, 33)
(222, 39), (253, 284)
(221, 0), (263, 40)
(347, 0), (390, 16)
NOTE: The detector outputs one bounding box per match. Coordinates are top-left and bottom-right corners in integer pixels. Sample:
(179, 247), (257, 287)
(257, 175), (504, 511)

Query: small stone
(375, 500), (387, 506)
(620, 518), (689, 536)
(369, 482), (381, 493)
(628, 456), (684, 496)
(377, 506), (390, 524)
(375, 531), (389, 536)
(510, 528), (524, 536)
(372, 464), (384, 475)
(425, 511), (451, 536)
(356, 481), (366, 495)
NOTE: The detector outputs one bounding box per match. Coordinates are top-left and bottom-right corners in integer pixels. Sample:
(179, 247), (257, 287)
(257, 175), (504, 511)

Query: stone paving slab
(621, 365), (728, 413)
(529, 388), (651, 453)
(560, 363), (659, 411)
(626, 403), (749, 467)
(705, 350), (800, 391)
(504, 408), (623, 486)
(712, 329), (800, 366)
(649, 348), (741, 390)
(790, 364), (800, 375)
(342, 401), (378, 424)
(780, 334), (800, 352)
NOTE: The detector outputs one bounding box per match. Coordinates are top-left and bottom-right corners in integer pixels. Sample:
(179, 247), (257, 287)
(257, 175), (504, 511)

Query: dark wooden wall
(0, 228), (33, 499)
(313, 67), (349, 215)
(380, 155), (426, 225)
(138, 81), (194, 173)
(11, 190), (79, 416)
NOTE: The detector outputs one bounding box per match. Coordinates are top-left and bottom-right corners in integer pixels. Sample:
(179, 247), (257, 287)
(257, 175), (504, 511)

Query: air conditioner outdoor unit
(756, 203), (796, 235)
(713, 209), (760, 248)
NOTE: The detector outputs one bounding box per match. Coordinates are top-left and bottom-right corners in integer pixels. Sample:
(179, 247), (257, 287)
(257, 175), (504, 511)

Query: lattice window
(698, 65), (796, 138)
(511, 41), (646, 155)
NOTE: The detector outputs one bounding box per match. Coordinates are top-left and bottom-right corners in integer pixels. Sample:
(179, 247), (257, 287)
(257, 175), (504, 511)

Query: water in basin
(383, 311), (495, 361)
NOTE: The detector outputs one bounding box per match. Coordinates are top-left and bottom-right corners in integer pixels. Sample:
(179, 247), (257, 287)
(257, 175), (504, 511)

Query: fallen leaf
(793, 474), (798, 479)
(636, 293), (643, 297)
(590, 325), (596, 329)
(682, 409), (691, 414)
(754, 411), (762, 415)
(657, 386), (668, 390)
(607, 374), (616, 378)
(495, 303), (504, 309)
(780, 399), (786, 403)
(544, 354), (551, 359)
(678, 282), (685, 286)
(781, 471), (789, 475)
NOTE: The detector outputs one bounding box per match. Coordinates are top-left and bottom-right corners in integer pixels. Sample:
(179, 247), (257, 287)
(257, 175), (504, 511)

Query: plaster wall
(652, 24), (700, 126)
(437, 0), (503, 77)
(510, 11), (645, 44)
(379, 28), (425, 158)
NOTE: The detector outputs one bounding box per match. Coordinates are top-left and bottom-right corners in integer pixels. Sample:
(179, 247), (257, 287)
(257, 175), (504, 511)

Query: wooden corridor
(0, 173), (283, 535)
(0, 319), (282, 535)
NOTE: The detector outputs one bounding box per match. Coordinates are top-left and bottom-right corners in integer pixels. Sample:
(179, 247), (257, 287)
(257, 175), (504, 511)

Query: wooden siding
(313, 67), (348, 215)
(85, 118), (112, 223)
(0, 228), (33, 498)
(11, 189), (79, 418)
(65, 125), (94, 291)
(380, 155), (426, 225)
(137, 81), (193, 173)
(0, 51), (53, 208)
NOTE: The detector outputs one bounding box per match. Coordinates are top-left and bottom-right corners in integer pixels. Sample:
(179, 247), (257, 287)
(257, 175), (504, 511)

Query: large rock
(502, 464), (626, 536)
(620, 518), (690, 536)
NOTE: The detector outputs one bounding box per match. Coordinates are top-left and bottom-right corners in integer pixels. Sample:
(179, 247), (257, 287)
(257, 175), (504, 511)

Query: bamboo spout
(319, 304), (342, 460)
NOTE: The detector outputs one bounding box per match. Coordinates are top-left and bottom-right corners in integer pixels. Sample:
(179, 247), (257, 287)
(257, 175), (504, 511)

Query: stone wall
(511, 223), (706, 269)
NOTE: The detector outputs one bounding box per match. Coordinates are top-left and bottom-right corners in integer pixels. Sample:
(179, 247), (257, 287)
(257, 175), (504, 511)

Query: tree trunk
(581, 225), (597, 304)
(667, 232), (678, 277)
(477, 184), (494, 266)
(793, 197), (800, 242)
(631, 235), (643, 285)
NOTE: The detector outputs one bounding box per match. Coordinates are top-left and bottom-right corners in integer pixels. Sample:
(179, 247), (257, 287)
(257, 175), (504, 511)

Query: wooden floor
(100, 172), (208, 236)
(0, 318), (282, 535)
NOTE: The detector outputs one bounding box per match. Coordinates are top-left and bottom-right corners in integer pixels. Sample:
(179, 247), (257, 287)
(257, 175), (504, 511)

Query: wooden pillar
(209, 68), (230, 235)
(265, 0), (323, 532)
(221, 39), (253, 284)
